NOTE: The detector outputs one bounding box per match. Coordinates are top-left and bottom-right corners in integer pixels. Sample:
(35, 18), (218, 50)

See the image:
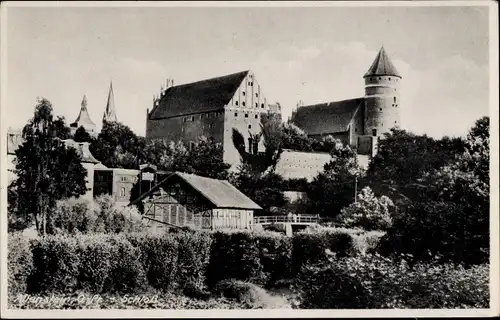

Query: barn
(129, 172), (261, 230)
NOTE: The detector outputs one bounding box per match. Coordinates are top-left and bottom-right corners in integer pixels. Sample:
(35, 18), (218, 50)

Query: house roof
(71, 95), (96, 128)
(291, 98), (364, 135)
(364, 47), (401, 78)
(61, 139), (100, 164)
(130, 171), (262, 210)
(149, 70), (249, 119)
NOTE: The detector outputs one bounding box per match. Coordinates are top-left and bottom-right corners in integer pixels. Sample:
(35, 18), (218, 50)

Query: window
(254, 114), (258, 119)
(200, 114), (204, 119)
(245, 113), (248, 118)
(242, 91), (246, 96)
(235, 101), (239, 106)
(120, 176), (126, 182)
(191, 116), (195, 121)
(372, 129), (377, 136)
(261, 103), (264, 108)
(120, 187), (126, 197)
(388, 77), (391, 81)
(255, 103), (258, 108)
(242, 102), (246, 106)
(248, 124), (252, 129)
(183, 118), (187, 123)
(378, 77), (382, 80)
(256, 93), (259, 97)
(394, 96), (397, 103)
(379, 108), (382, 111)
(234, 112), (238, 117)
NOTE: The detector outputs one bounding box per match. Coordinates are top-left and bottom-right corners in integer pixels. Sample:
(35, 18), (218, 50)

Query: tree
(90, 121), (143, 169)
(306, 140), (363, 218)
(172, 136), (231, 180)
(73, 126), (93, 143)
(280, 122), (313, 152)
(52, 116), (72, 140)
(229, 163), (288, 214)
(337, 187), (396, 231)
(365, 128), (466, 204)
(378, 117), (490, 265)
(11, 98), (88, 235)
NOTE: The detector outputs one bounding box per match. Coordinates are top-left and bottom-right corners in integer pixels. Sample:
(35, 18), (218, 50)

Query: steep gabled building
(146, 70), (282, 166)
(291, 47), (402, 156)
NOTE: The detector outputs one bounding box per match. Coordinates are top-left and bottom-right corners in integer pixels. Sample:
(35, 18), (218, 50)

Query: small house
(129, 172), (261, 230)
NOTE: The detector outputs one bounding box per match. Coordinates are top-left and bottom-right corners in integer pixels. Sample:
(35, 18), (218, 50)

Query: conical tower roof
(364, 46), (401, 78)
(103, 81), (118, 123)
(72, 95), (96, 126)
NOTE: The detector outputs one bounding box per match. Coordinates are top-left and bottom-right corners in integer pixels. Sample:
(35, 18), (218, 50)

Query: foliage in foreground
(296, 252), (489, 309)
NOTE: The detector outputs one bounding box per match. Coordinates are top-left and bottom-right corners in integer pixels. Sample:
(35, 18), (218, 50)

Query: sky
(2, 2), (492, 138)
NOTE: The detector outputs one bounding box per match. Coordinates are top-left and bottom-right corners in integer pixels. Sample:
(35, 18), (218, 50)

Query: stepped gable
(364, 46), (401, 78)
(291, 98), (364, 135)
(149, 70), (249, 119)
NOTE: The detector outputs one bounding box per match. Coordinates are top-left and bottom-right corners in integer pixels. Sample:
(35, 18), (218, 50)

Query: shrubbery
(8, 228), (489, 309)
(296, 252), (489, 309)
(48, 196), (147, 235)
(7, 233), (33, 295)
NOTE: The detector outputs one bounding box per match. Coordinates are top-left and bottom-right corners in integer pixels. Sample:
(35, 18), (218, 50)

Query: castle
(146, 71), (282, 166)
(145, 46), (401, 174)
(290, 46), (401, 157)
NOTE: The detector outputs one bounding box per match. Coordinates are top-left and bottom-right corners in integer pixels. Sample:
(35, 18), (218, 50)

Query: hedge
(7, 233), (33, 295)
(296, 253), (490, 309)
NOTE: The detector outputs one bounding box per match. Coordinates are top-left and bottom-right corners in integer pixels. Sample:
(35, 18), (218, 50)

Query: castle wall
(309, 132), (350, 145)
(275, 149), (332, 182)
(363, 75), (401, 136)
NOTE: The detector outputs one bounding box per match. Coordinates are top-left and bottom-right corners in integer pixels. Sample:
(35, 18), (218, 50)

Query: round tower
(363, 47), (401, 137)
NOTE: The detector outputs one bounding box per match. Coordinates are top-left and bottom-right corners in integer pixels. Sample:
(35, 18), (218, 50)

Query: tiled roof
(364, 47), (401, 78)
(61, 139), (100, 164)
(149, 70), (249, 119)
(7, 132), (101, 164)
(130, 172), (262, 210)
(291, 98), (364, 135)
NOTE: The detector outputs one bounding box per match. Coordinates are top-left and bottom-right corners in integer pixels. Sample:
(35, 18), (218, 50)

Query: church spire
(364, 46), (401, 78)
(72, 95), (95, 126)
(103, 81), (118, 124)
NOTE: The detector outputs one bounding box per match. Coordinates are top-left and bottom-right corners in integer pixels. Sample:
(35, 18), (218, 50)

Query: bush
(77, 234), (114, 293)
(214, 279), (290, 309)
(254, 232), (293, 286)
(49, 198), (95, 234)
(128, 233), (179, 291)
(337, 187), (395, 231)
(295, 252), (489, 309)
(106, 235), (148, 293)
(206, 231), (266, 288)
(92, 195), (147, 234)
(8, 233), (33, 294)
(175, 231), (212, 290)
(27, 235), (80, 293)
(292, 228), (355, 274)
(352, 230), (386, 255)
